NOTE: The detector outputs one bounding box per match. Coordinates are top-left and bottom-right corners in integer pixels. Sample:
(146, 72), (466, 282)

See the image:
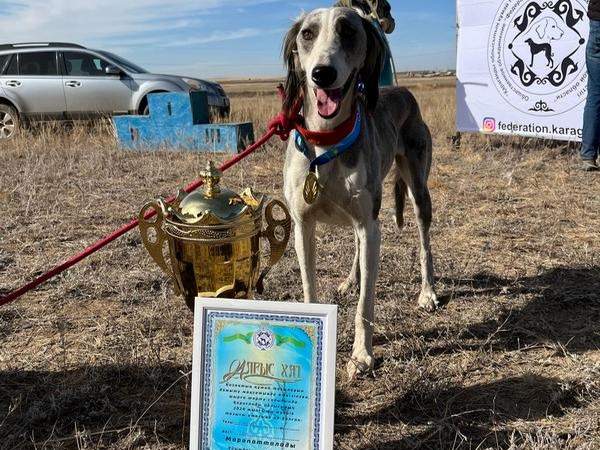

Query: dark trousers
(582, 19), (600, 160)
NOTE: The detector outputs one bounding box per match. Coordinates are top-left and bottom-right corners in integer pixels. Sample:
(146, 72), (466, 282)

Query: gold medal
(303, 172), (320, 204)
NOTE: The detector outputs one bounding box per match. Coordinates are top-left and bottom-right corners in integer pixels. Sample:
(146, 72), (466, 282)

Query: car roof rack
(0, 42), (86, 51)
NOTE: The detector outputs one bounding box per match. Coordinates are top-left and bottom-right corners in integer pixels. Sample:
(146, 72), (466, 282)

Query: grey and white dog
(282, 7), (439, 378)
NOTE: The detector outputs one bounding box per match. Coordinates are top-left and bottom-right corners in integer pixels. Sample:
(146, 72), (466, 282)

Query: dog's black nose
(312, 65), (338, 88)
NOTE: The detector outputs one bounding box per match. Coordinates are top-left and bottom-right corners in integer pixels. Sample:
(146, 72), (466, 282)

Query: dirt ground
(0, 79), (599, 450)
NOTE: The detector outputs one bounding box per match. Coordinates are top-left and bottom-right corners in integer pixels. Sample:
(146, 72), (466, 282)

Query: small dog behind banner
(113, 92), (254, 153)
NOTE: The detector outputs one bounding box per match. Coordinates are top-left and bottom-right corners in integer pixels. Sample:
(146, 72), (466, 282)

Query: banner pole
(453, 0), (462, 148)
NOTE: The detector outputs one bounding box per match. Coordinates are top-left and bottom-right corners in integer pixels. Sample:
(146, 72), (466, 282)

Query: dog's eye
(302, 29), (314, 41)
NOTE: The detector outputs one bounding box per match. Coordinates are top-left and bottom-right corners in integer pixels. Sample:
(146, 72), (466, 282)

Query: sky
(0, 0), (456, 79)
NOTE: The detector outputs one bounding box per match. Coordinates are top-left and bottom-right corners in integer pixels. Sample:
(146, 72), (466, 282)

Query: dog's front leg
(294, 219), (318, 303)
(337, 230), (360, 295)
(347, 219), (381, 379)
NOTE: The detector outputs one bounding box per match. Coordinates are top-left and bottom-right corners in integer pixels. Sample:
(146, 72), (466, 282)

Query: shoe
(581, 159), (599, 171)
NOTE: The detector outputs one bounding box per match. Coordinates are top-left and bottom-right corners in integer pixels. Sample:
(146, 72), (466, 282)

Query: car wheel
(0, 104), (19, 140)
(138, 97), (150, 116)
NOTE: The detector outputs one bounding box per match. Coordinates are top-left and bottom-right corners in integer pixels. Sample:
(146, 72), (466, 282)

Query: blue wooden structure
(113, 91), (254, 153)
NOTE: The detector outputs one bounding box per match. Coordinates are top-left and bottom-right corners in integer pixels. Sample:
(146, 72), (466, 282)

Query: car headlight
(182, 78), (206, 92)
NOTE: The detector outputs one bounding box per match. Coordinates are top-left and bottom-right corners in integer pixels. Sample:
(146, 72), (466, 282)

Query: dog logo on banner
(489, 0), (588, 116)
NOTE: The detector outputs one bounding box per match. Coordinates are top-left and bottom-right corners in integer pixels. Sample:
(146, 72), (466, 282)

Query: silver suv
(0, 42), (230, 140)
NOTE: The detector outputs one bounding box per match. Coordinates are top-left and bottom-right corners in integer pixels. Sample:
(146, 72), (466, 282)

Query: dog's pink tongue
(316, 88), (341, 117)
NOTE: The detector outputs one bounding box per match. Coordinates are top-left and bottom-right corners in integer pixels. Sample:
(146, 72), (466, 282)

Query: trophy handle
(257, 199), (291, 294)
(139, 199), (177, 286)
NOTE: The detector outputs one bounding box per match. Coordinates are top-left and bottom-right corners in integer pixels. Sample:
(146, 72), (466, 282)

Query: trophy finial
(201, 161), (222, 198)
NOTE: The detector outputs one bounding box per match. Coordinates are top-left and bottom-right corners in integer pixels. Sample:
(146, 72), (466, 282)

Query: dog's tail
(393, 175), (407, 230)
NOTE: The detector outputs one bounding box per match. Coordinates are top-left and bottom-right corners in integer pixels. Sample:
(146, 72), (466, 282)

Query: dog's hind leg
(338, 230), (360, 295)
(347, 219), (381, 379)
(393, 167), (407, 230)
(398, 131), (439, 312)
(294, 219), (318, 303)
(409, 180), (439, 312)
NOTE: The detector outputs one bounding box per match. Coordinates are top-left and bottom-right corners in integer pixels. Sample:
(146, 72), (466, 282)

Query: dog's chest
(284, 143), (371, 224)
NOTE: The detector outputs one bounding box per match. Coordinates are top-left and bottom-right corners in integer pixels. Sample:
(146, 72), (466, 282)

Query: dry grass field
(0, 78), (599, 450)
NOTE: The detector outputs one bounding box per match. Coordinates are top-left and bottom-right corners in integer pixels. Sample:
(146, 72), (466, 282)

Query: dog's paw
(337, 277), (358, 295)
(346, 350), (374, 380)
(418, 289), (440, 312)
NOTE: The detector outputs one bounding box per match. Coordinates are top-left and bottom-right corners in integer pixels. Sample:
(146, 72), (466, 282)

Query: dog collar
(295, 106), (362, 172)
(294, 103), (359, 147)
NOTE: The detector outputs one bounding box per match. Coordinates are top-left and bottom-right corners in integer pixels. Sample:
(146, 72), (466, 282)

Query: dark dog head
(283, 7), (385, 123)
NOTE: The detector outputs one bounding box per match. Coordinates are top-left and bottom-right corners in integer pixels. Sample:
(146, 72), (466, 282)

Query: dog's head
(535, 17), (564, 42)
(283, 7), (385, 123)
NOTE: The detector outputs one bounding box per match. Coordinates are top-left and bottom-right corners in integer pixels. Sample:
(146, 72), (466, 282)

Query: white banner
(457, 0), (590, 141)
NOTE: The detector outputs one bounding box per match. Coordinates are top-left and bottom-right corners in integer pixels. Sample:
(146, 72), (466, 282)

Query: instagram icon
(482, 117), (496, 133)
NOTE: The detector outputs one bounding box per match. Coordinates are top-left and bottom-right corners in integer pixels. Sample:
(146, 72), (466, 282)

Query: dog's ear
(360, 18), (386, 111)
(536, 18), (548, 39)
(282, 18), (305, 113)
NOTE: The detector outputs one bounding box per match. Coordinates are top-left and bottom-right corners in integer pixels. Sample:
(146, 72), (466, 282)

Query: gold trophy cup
(139, 161), (291, 310)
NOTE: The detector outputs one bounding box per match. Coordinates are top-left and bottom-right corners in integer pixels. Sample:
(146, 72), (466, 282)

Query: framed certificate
(190, 298), (337, 450)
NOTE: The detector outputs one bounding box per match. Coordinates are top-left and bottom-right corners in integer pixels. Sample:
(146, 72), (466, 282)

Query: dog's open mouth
(315, 88), (343, 119)
(314, 72), (356, 119)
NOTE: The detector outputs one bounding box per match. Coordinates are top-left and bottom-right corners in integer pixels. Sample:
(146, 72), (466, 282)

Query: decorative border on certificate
(190, 299), (337, 450)
(203, 312), (324, 449)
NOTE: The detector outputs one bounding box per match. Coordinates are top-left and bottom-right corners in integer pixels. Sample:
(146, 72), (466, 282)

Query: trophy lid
(169, 161), (263, 225)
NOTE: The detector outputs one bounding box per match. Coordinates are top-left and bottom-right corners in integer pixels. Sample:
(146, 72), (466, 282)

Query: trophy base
(183, 283), (255, 311)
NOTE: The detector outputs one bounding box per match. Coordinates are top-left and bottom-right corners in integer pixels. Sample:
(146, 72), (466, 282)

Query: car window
(19, 52), (58, 76)
(4, 55), (18, 75)
(64, 51), (111, 77)
(0, 54), (9, 74)
(96, 51), (147, 74)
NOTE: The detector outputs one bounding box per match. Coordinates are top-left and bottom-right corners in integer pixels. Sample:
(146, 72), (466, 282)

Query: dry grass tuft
(0, 79), (599, 449)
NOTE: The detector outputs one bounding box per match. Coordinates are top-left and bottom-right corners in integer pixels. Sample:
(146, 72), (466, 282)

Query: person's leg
(582, 20), (600, 163)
